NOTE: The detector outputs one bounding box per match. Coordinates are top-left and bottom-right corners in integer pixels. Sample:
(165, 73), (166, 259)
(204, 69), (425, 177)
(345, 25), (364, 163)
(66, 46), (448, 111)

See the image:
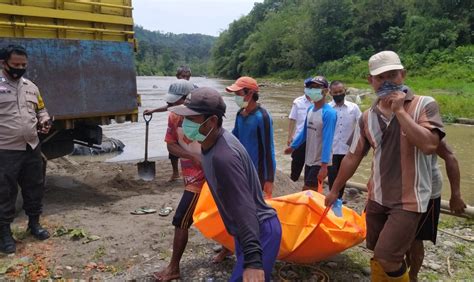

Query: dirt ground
(0, 157), (471, 281)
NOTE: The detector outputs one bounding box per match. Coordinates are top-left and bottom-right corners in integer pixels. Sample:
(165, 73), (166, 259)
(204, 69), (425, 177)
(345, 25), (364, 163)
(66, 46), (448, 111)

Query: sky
(133, 0), (263, 36)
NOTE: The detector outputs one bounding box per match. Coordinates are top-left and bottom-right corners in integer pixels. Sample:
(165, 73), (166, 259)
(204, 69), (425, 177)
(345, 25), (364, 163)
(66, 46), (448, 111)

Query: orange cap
(225, 76), (259, 92)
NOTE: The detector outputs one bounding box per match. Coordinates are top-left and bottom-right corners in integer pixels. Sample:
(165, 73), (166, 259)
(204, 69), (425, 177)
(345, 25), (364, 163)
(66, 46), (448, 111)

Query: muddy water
(100, 76), (473, 203)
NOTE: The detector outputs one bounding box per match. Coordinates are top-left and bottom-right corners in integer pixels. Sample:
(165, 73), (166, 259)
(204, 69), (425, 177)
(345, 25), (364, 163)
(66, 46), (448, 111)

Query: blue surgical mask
(182, 117), (213, 142)
(304, 88), (323, 102)
(235, 95), (249, 109)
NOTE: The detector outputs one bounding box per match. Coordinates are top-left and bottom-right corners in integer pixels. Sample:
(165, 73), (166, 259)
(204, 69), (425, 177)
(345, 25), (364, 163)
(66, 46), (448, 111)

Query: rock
(65, 266), (73, 271)
(362, 266), (371, 276)
(326, 262), (338, 269)
(429, 263), (441, 271)
(353, 273), (361, 279)
(212, 245), (223, 253)
(142, 253), (150, 258)
(151, 244), (160, 251)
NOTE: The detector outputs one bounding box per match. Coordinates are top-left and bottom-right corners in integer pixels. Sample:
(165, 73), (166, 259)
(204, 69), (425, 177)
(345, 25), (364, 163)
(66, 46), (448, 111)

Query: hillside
(134, 26), (216, 76)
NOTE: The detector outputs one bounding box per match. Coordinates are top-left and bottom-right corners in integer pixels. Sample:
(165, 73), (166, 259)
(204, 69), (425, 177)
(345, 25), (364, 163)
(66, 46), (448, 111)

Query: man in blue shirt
(284, 76), (337, 191)
(170, 87), (282, 282)
(226, 76), (276, 199)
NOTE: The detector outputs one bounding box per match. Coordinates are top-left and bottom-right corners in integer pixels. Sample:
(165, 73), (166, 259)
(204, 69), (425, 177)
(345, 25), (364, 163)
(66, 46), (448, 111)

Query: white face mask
(304, 88), (324, 102)
(235, 95), (249, 109)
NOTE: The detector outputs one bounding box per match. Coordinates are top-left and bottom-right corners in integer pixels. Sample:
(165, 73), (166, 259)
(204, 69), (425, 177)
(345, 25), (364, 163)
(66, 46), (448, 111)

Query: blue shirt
(291, 103), (337, 165)
(232, 106), (276, 183)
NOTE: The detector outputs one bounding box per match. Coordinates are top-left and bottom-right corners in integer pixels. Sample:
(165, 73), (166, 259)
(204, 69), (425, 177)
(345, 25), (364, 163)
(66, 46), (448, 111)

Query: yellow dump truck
(0, 0), (138, 159)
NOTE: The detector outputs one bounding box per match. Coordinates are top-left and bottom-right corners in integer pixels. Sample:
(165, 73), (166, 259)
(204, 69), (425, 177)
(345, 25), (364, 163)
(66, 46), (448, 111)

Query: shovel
(137, 113), (155, 181)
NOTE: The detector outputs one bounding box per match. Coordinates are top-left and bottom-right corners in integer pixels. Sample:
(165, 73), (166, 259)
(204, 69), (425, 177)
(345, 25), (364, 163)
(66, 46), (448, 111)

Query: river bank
(0, 157), (472, 280)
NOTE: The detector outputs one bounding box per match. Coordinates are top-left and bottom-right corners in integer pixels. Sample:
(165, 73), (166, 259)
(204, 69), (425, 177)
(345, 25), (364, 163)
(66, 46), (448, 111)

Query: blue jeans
(230, 215), (282, 282)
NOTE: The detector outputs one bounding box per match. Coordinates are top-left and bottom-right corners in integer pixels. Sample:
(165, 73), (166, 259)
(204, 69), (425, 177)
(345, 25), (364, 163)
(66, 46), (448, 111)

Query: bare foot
(212, 247), (232, 264)
(167, 174), (180, 182)
(153, 266), (180, 281)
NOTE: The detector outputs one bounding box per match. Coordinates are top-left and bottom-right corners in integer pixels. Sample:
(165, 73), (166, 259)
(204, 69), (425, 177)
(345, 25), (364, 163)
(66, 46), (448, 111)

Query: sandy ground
(0, 157), (471, 281)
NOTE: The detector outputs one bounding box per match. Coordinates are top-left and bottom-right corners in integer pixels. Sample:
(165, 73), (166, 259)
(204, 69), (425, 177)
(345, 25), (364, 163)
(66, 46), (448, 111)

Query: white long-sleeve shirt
(329, 100), (361, 155)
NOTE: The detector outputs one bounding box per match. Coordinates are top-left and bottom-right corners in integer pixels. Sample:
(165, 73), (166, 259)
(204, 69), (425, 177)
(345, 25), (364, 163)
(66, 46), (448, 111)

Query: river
(97, 76), (473, 204)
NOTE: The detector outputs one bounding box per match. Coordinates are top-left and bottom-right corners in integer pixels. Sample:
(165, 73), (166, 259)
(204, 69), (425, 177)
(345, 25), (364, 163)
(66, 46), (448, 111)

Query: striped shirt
(349, 91), (444, 213)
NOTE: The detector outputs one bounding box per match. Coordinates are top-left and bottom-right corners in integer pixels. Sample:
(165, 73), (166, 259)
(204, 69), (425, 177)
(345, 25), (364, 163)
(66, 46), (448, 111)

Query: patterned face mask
(376, 81), (405, 98)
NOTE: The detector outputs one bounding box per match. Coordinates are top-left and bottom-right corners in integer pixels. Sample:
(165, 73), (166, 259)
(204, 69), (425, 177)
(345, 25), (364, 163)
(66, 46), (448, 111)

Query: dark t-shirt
(202, 128), (276, 269)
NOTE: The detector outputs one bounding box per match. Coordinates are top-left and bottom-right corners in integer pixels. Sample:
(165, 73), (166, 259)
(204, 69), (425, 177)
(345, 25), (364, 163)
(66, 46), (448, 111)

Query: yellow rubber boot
(370, 258), (409, 282)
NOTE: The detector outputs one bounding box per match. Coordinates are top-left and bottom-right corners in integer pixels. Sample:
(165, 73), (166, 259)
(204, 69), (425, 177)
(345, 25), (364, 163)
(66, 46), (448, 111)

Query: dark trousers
(0, 145), (45, 225)
(290, 142), (306, 182)
(328, 154), (346, 199)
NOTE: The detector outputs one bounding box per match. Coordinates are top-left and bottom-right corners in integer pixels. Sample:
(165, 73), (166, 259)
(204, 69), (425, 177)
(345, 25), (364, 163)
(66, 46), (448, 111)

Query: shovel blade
(137, 161), (156, 181)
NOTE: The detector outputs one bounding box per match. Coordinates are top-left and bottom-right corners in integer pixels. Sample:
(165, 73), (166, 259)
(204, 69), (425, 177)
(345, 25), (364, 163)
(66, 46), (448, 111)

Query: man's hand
(243, 268), (264, 282)
(317, 165), (328, 183)
(263, 182), (273, 199)
(284, 147), (294, 155)
(325, 189), (339, 207)
(387, 91), (406, 113)
(449, 196), (466, 214)
(190, 153), (202, 167)
(143, 109), (153, 115)
(38, 119), (52, 134)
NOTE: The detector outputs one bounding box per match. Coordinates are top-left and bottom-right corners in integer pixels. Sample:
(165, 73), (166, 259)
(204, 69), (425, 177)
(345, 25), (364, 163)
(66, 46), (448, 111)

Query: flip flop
(159, 207), (173, 217)
(130, 207), (157, 215)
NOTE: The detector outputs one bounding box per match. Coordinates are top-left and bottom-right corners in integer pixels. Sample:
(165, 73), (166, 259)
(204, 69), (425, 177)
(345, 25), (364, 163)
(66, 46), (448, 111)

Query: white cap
(368, 51), (404, 76)
(164, 79), (195, 103)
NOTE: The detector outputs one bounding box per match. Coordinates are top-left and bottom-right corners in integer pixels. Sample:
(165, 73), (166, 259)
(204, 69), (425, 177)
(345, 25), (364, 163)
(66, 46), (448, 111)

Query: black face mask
(4, 63), (26, 80)
(333, 94), (345, 104)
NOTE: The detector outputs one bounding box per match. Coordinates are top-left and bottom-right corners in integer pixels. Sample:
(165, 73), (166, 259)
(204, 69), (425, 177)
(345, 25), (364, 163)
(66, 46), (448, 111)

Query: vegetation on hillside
(211, 0), (473, 80)
(134, 26), (216, 76)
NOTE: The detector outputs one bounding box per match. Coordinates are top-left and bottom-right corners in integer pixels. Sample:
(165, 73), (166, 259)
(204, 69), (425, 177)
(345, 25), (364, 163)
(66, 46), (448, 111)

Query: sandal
(130, 207), (157, 215)
(159, 207), (173, 217)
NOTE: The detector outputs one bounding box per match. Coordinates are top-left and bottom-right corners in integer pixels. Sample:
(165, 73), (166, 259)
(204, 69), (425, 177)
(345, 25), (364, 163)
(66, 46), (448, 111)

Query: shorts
(304, 165), (320, 188)
(169, 153), (179, 161)
(415, 197), (441, 244)
(172, 190), (200, 229)
(230, 215), (282, 282)
(366, 200), (422, 262)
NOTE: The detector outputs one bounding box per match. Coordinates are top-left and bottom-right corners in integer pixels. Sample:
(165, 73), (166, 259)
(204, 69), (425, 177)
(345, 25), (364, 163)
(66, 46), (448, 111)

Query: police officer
(0, 45), (51, 254)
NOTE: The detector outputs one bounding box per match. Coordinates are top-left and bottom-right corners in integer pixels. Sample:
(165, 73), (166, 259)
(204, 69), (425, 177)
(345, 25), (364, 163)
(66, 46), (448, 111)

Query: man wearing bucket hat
(325, 51), (445, 281)
(284, 75), (337, 192)
(225, 77), (276, 199)
(169, 87), (282, 282)
(153, 79), (206, 282)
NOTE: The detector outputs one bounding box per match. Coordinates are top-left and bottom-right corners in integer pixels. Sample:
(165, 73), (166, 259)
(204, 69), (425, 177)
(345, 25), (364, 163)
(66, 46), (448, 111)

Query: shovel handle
(143, 113), (152, 161)
(143, 112), (153, 123)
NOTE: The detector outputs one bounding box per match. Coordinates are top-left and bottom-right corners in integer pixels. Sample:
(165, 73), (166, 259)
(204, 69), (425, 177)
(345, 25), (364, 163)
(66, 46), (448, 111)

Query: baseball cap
(225, 76), (259, 92)
(369, 51), (404, 76)
(305, 75), (329, 88)
(169, 87), (226, 117)
(164, 79), (195, 103)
